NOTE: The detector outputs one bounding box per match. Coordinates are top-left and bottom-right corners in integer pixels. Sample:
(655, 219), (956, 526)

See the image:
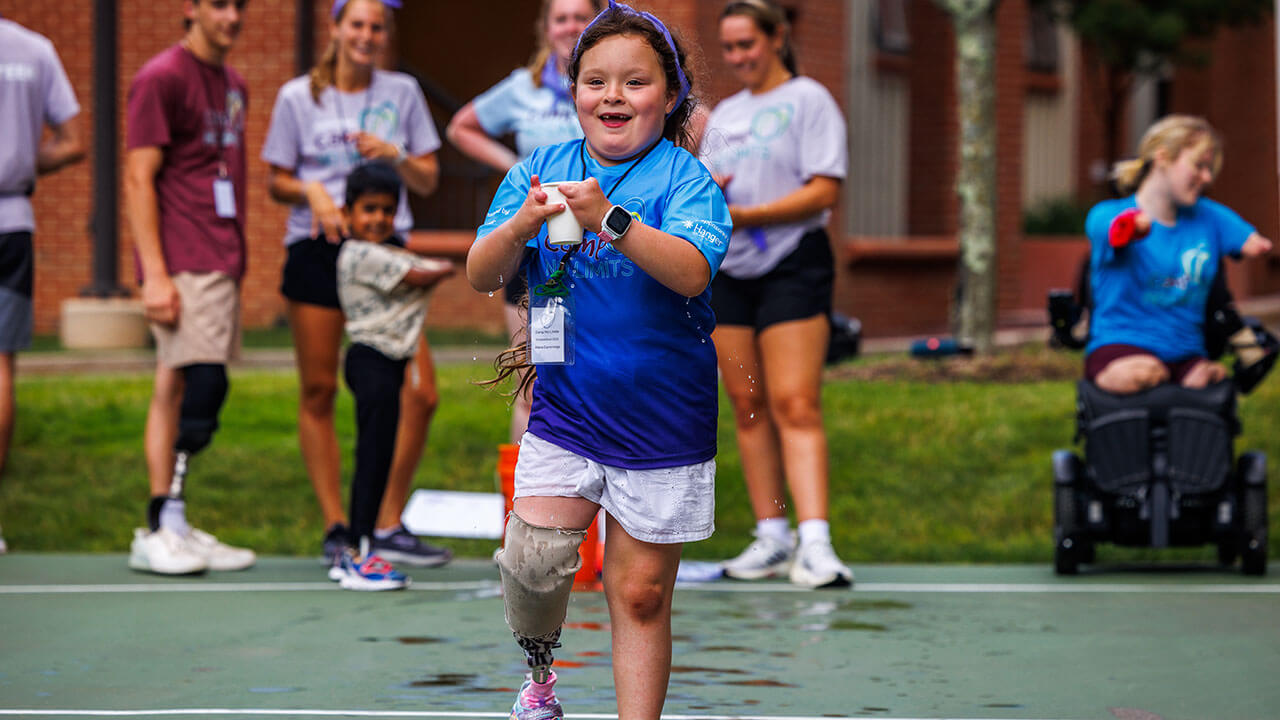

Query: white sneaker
(0, 523), (8, 554)
(788, 539), (854, 589)
(128, 527), (208, 575)
(721, 532), (795, 580)
(186, 527), (256, 571)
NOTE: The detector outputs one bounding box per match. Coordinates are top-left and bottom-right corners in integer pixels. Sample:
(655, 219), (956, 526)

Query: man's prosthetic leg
(497, 512), (587, 683)
(148, 364), (228, 533)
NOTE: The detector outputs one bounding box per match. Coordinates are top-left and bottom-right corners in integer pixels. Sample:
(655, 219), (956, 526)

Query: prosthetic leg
(149, 364), (228, 532)
(497, 512), (587, 683)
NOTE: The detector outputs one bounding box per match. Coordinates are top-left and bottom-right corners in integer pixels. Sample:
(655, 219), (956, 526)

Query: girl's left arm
(611, 222), (711, 297)
(728, 175), (841, 228)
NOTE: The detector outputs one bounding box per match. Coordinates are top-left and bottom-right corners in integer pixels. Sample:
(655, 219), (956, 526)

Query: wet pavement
(2, 556), (1278, 719)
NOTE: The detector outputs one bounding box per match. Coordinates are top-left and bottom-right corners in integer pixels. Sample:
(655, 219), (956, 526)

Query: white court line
(0, 711), (1073, 720)
(0, 581), (496, 595)
(1, 579), (1278, 595)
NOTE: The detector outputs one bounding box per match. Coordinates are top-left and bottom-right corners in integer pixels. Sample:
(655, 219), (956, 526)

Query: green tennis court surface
(2, 556), (1278, 719)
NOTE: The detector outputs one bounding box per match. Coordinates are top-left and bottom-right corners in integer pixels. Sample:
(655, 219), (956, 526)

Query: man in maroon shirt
(124, 0), (255, 575)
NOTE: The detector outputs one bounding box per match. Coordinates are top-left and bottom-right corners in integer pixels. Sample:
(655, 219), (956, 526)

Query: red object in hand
(1109, 208), (1148, 249)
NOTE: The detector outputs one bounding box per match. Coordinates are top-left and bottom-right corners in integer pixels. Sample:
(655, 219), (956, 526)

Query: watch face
(605, 206), (631, 235)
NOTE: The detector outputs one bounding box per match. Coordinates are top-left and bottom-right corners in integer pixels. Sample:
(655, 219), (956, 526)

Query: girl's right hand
(305, 181), (348, 242)
(510, 175), (567, 243)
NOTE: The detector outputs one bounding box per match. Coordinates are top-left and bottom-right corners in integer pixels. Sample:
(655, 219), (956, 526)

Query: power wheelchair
(1048, 260), (1275, 575)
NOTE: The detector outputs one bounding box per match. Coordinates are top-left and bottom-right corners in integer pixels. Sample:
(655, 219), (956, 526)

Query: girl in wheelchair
(1085, 115), (1272, 395)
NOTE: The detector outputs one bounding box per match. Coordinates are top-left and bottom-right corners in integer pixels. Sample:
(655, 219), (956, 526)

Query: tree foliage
(1037, 0), (1272, 169)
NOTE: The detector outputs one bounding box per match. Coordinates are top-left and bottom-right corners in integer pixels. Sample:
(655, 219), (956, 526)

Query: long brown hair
(308, 0), (393, 104)
(528, 0), (605, 89)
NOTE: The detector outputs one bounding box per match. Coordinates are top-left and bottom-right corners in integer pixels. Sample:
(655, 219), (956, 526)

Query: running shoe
(128, 527), (208, 575)
(322, 523), (350, 563)
(371, 525), (453, 567)
(509, 671), (562, 720)
(186, 527), (256, 572)
(788, 539), (854, 589)
(337, 550), (409, 591)
(721, 532), (794, 580)
(0, 523), (9, 554)
(323, 523), (351, 580)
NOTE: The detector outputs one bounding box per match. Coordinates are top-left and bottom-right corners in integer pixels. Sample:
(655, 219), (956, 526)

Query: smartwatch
(599, 205), (633, 243)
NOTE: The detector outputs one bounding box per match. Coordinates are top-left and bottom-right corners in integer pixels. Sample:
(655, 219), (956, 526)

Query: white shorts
(514, 432), (716, 544)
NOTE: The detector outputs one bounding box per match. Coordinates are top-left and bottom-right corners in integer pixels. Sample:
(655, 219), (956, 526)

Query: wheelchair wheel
(1238, 453), (1268, 577)
(1241, 484), (1268, 576)
(1054, 480), (1081, 575)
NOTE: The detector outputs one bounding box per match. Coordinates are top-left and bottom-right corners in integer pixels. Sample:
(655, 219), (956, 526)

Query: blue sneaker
(337, 550), (409, 591)
(509, 672), (562, 720)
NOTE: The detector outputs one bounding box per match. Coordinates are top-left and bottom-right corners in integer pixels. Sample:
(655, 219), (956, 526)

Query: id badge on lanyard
(213, 164), (236, 219)
(529, 292), (575, 366)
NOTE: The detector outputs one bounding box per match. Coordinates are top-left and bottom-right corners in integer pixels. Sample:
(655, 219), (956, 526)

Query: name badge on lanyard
(213, 166), (236, 219)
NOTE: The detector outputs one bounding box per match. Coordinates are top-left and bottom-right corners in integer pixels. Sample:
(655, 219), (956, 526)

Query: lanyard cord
(535, 138), (662, 298)
(556, 138), (660, 269)
(185, 43), (232, 177)
(333, 74), (375, 150)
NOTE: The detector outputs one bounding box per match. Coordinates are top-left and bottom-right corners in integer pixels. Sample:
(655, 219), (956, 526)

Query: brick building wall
(7, 0), (1279, 341)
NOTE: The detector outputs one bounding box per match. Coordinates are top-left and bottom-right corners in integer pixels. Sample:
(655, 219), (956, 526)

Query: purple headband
(573, 0), (691, 116)
(331, 0), (401, 19)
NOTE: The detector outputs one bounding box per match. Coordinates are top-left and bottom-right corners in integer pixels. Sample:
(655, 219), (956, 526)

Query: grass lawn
(4, 346), (1278, 566)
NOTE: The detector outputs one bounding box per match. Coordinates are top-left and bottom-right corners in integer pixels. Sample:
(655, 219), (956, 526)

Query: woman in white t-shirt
(700, 0), (852, 589)
(262, 0), (450, 576)
(445, 0), (600, 444)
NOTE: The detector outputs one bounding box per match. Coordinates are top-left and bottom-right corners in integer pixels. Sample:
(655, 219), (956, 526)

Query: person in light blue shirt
(467, 4), (730, 717)
(447, 0), (600, 445)
(1085, 115), (1272, 395)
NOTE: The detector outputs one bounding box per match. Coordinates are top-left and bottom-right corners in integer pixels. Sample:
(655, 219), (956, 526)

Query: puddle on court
(358, 636), (446, 644)
(670, 665), (750, 675)
(726, 678), (798, 688)
(408, 673), (479, 687)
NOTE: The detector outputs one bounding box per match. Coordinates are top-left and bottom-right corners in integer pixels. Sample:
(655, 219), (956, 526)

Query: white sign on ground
(401, 489), (505, 539)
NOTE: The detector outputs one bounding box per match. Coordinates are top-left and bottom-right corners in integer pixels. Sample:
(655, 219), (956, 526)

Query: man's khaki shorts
(151, 272), (242, 368)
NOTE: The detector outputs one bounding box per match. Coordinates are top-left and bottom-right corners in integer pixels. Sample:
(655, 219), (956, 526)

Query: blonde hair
(527, 0), (604, 88)
(309, 0), (393, 104)
(1112, 114), (1223, 195)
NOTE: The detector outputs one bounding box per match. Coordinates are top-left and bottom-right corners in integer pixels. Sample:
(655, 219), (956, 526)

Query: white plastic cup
(540, 182), (583, 246)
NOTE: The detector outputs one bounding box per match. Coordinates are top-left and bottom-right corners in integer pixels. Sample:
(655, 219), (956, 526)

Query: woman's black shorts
(710, 227), (834, 331)
(281, 236), (344, 309)
(281, 235), (407, 309)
